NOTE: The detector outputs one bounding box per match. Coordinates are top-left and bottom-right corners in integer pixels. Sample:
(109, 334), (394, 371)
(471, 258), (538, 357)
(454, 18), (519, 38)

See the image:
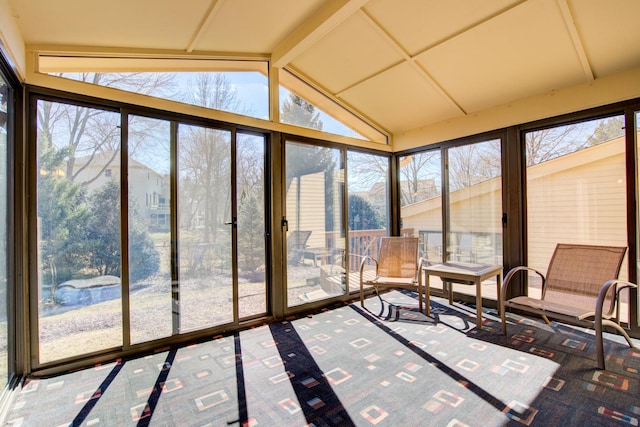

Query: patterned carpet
(4, 290), (640, 426)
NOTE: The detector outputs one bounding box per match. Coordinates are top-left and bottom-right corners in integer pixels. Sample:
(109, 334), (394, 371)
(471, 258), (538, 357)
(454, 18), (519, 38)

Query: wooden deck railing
(324, 229), (415, 272)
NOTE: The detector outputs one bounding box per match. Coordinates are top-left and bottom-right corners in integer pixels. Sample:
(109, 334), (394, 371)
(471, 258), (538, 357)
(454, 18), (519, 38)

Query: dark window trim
(0, 50), (22, 387)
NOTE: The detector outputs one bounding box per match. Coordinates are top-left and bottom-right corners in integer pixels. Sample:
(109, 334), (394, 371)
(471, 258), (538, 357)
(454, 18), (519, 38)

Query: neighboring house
(73, 150), (170, 231)
(286, 171), (331, 249)
(352, 179), (437, 211)
(356, 181), (388, 221)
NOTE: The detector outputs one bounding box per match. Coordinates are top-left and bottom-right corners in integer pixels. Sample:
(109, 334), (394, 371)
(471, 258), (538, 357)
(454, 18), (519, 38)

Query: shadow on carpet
(4, 291), (640, 426)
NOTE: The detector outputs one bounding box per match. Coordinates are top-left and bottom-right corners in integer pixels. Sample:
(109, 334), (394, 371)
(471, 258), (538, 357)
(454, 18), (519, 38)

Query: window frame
(0, 50), (20, 393)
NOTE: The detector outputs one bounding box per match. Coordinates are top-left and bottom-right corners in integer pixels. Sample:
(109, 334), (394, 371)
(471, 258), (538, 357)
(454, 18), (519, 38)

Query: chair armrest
(596, 279), (637, 321)
(501, 266), (545, 304)
(359, 256), (377, 281)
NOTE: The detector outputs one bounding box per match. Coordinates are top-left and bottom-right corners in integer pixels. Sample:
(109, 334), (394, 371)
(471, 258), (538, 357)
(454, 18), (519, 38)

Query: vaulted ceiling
(7, 0), (640, 137)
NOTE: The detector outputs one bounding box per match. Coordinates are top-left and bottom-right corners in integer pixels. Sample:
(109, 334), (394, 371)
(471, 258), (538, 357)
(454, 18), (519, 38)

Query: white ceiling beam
(271, 0), (369, 68)
(557, 0), (594, 81)
(29, 44), (269, 62)
(186, 0), (226, 53)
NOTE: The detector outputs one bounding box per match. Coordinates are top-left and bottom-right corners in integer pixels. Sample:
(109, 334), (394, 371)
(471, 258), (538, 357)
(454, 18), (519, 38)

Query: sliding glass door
(177, 126), (268, 329)
(399, 151), (443, 266)
(32, 97), (269, 368)
(177, 124), (233, 330)
(236, 133), (267, 318)
(128, 115), (172, 344)
(285, 141), (345, 306)
(35, 100), (123, 363)
(347, 151), (390, 292)
(446, 140), (503, 300)
(400, 138), (503, 301)
(0, 69), (11, 385)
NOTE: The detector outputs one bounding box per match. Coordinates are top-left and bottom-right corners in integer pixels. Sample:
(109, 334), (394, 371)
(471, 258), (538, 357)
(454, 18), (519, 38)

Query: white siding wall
(286, 172), (326, 248)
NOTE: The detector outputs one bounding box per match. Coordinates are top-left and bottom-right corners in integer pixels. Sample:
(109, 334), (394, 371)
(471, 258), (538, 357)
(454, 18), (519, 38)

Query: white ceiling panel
(194, 0), (325, 53)
(8, 0), (212, 50)
(5, 0), (640, 136)
(417, 0), (586, 113)
(340, 62), (463, 133)
(291, 11), (404, 93)
(569, 0), (640, 77)
(363, 0), (521, 56)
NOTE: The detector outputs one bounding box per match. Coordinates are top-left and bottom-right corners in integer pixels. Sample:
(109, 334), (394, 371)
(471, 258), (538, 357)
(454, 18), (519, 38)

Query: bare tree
(38, 72), (176, 186)
(399, 152), (440, 206)
(178, 73), (246, 243)
(237, 135), (264, 198)
(448, 141), (501, 191)
(187, 73), (241, 112)
(348, 152), (388, 191)
(179, 126), (231, 244)
(525, 123), (592, 167)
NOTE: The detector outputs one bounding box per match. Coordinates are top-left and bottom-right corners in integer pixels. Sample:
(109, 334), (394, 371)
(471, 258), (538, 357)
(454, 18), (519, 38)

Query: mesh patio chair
(500, 243), (636, 369)
(359, 237), (426, 312)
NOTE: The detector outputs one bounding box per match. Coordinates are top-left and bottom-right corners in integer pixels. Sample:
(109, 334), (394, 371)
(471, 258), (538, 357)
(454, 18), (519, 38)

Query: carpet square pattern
(4, 291), (640, 426)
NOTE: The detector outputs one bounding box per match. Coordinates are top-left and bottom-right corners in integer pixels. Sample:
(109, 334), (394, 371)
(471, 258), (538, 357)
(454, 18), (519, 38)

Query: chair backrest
(288, 230), (311, 251)
(543, 243), (627, 313)
(377, 237), (419, 279)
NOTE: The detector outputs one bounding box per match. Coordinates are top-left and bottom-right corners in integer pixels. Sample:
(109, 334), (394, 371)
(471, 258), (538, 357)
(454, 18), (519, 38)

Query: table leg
(496, 272), (502, 316)
(425, 272), (431, 316)
(418, 275), (423, 313)
(475, 279), (482, 329)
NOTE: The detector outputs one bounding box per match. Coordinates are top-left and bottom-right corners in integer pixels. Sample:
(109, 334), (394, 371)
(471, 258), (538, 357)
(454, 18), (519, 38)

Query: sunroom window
(39, 57), (269, 120)
(279, 69), (387, 144)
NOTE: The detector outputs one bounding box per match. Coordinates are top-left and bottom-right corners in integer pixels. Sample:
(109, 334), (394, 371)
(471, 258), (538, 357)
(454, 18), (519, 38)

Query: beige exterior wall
(401, 178), (502, 235)
(286, 172), (326, 249)
(286, 169), (345, 250)
(527, 137), (627, 278)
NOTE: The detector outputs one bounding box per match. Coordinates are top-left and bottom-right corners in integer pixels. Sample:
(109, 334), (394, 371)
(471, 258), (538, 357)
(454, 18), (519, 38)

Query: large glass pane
(0, 75), (8, 383)
(448, 140), (502, 262)
(48, 63), (269, 121)
(279, 70), (387, 144)
(128, 116), (172, 344)
(347, 152), (390, 292)
(526, 116), (627, 315)
(399, 151), (443, 266)
(36, 100), (122, 363)
(447, 140), (502, 300)
(286, 142), (345, 305)
(178, 124), (232, 330)
(237, 133), (267, 318)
